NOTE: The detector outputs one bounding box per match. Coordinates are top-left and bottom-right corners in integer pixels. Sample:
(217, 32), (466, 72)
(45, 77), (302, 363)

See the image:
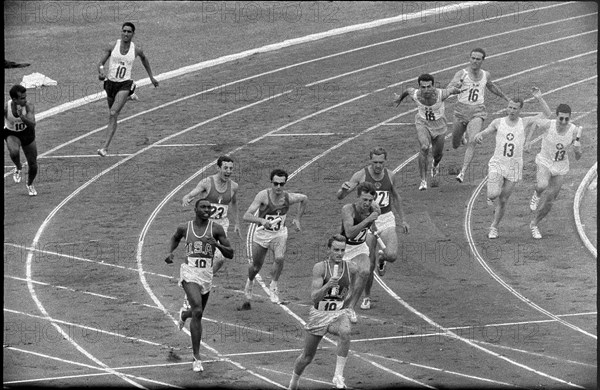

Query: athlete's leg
(21, 140), (38, 186)
(534, 162), (552, 198)
(491, 178), (516, 229)
(248, 242), (268, 281)
(182, 281), (210, 360)
(103, 89), (130, 150)
(431, 133), (445, 168)
(270, 235), (288, 283)
(533, 174), (564, 226)
(451, 120), (467, 149)
(289, 332), (324, 389)
(379, 227), (398, 263)
(460, 117), (485, 176)
(416, 123), (432, 184)
(5, 136), (22, 171)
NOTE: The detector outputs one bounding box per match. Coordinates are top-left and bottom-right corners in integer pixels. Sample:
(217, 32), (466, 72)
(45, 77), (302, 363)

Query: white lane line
(463, 88), (598, 340)
(21, 29), (593, 390)
(4, 308), (168, 348)
(4, 275), (274, 337)
(471, 340), (597, 368)
(137, 51), (596, 386)
(45, 0), (583, 122)
(265, 133), (338, 136)
(3, 346), (185, 388)
(573, 162), (598, 258)
(38, 154), (133, 158)
(150, 143), (216, 147)
(6, 2), (583, 180)
(362, 353), (519, 388)
(374, 274), (585, 388)
(5, 243), (173, 279)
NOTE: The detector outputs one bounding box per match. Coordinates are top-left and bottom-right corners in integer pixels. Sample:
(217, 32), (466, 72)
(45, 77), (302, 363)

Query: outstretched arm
(486, 73), (509, 102)
(137, 45), (159, 87)
(165, 225), (186, 264)
(336, 170), (364, 200)
(393, 87), (415, 107)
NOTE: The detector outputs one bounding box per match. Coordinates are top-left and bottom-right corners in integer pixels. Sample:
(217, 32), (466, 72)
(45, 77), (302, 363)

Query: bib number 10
(192, 258), (207, 268)
(115, 66), (127, 79)
(317, 299), (342, 311)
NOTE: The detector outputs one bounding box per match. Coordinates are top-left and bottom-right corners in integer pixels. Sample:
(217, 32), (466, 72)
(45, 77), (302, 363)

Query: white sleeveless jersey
(4, 100), (28, 131)
(492, 117), (525, 163)
(539, 121), (575, 166)
(457, 69), (487, 105)
(412, 89), (445, 121)
(107, 40), (135, 82)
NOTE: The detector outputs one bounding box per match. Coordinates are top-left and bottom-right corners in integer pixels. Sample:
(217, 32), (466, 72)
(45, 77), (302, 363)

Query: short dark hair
(327, 234), (346, 248)
(556, 104), (572, 116)
(509, 97), (524, 108)
(270, 169), (288, 181)
(195, 198), (210, 208)
(122, 22), (135, 33)
(369, 147), (387, 160)
(9, 84), (26, 99)
(217, 155), (234, 167)
(471, 48), (486, 59)
(417, 73), (435, 86)
(356, 181), (376, 197)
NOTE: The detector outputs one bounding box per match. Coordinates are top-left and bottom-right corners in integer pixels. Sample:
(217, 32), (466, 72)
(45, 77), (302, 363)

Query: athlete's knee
(109, 108), (121, 118)
(8, 148), (20, 161)
(191, 306), (204, 321)
(384, 250), (397, 263)
(338, 324), (351, 341)
(300, 351), (315, 365)
(419, 144), (430, 155)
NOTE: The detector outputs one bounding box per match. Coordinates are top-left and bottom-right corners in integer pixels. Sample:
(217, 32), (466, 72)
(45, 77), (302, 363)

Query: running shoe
(192, 357), (204, 372)
(13, 168), (22, 183)
(129, 93), (139, 101)
(530, 222), (542, 239)
(177, 307), (186, 331)
(26, 184), (37, 196)
(244, 279), (254, 300)
(377, 250), (386, 277)
(529, 192), (540, 211)
(360, 297), (371, 310)
(431, 164), (440, 187)
(97, 148), (108, 157)
(418, 179), (427, 191)
(332, 375), (346, 389)
(456, 172), (465, 183)
(486, 197), (494, 207)
(347, 308), (358, 324)
(269, 285), (280, 304)
(488, 226), (499, 239)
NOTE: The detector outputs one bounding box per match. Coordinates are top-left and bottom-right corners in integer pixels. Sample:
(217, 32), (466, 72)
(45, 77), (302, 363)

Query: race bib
(317, 298), (343, 312)
(264, 214), (286, 231)
(188, 256), (209, 269)
(210, 203), (228, 219)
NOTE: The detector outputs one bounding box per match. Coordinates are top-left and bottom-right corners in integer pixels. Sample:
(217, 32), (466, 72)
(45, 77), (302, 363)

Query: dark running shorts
(3, 126), (35, 146)
(104, 79), (135, 106)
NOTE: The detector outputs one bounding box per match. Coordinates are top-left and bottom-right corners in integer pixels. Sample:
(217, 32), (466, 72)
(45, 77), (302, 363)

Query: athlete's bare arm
(230, 181), (242, 237)
(165, 224), (187, 264)
(337, 170), (365, 200)
(98, 43), (113, 78)
(388, 171), (409, 233)
(310, 262), (338, 304)
(288, 192), (308, 231)
(182, 178), (210, 206)
(243, 190), (273, 228)
(136, 44), (159, 87)
(208, 223), (234, 259)
(19, 102), (36, 128)
(341, 204), (378, 240)
(485, 72), (509, 102)
(474, 118), (500, 144)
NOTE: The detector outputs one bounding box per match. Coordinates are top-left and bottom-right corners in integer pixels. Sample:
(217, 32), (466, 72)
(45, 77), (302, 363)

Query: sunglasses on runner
(272, 181), (286, 187)
(122, 29), (133, 33)
(558, 117), (570, 122)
